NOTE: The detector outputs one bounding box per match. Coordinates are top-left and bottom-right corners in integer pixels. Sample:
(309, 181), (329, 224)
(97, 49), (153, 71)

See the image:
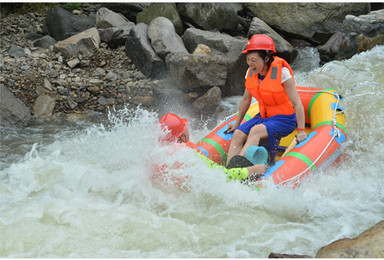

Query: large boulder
(177, 3), (241, 35)
(125, 23), (167, 79)
(165, 52), (228, 94)
(53, 27), (101, 59)
(147, 17), (188, 60)
(96, 7), (131, 29)
(32, 95), (56, 117)
(182, 28), (248, 96)
(45, 7), (96, 41)
(243, 3), (371, 44)
(247, 17), (298, 63)
(98, 22), (135, 47)
(316, 220), (384, 258)
(192, 86), (222, 116)
(318, 9), (384, 63)
(100, 3), (150, 23)
(0, 85), (31, 127)
(137, 3), (184, 35)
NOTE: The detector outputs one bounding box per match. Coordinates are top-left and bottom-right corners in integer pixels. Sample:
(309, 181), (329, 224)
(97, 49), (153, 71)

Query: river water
(1, 46), (383, 257)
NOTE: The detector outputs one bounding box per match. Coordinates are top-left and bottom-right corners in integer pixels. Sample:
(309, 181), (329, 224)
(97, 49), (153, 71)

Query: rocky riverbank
(1, 3), (383, 128)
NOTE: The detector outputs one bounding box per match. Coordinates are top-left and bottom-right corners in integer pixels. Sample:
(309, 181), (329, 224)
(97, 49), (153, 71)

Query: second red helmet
(159, 113), (188, 142)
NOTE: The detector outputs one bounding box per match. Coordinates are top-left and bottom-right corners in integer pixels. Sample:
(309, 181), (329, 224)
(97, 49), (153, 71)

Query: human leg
(226, 129), (248, 166)
(239, 124), (268, 156)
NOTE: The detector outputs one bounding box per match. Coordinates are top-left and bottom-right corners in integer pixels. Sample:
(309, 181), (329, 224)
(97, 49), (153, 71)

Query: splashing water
(1, 46), (384, 257)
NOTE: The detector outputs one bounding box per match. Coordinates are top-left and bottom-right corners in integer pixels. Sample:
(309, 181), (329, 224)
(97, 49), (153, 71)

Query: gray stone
(44, 78), (53, 90)
(53, 27), (101, 59)
(45, 7), (96, 41)
(100, 3), (150, 23)
(177, 3), (240, 34)
(106, 71), (119, 81)
(96, 7), (130, 29)
(7, 44), (26, 58)
(32, 95), (56, 117)
(45, 69), (58, 78)
(147, 17), (188, 60)
(94, 67), (106, 76)
(98, 96), (109, 105)
(124, 23), (167, 79)
(182, 28), (248, 95)
(137, 3), (184, 35)
(166, 52), (228, 93)
(33, 35), (56, 49)
(98, 22), (135, 46)
(67, 96), (78, 109)
(192, 86), (221, 115)
(67, 58), (80, 68)
(243, 3), (370, 44)
(0, 85), (32, 127)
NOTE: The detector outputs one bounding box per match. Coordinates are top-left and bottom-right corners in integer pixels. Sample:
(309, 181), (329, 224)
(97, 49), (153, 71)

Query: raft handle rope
(274, 89), (344, 186)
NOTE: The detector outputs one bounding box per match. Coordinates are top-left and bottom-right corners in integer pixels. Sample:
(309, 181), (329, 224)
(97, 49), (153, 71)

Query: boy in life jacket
(226, 34), (308, 166)
(158, 113), (266, 183)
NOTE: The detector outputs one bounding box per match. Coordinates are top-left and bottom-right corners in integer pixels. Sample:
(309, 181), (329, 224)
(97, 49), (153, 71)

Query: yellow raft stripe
(307, 88), (338, 120)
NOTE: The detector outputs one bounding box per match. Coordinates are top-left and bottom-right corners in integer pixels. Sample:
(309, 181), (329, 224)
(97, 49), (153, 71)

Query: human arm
(226, 89), (252, 133)
(283, 78), (307, 142)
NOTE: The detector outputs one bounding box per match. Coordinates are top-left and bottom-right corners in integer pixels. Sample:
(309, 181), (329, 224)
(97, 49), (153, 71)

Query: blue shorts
(237, 113), (297, 163)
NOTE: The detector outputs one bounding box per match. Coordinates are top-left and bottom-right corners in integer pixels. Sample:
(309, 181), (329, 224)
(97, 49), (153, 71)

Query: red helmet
(242, 34), (276, 54)
(159, 113), (188, 142)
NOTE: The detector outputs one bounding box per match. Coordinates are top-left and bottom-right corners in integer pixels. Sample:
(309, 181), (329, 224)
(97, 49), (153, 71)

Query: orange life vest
(245, 57), (295, 118)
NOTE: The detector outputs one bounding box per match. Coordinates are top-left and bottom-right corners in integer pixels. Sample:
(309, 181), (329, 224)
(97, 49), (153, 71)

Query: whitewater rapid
(1, 46), (383, 257)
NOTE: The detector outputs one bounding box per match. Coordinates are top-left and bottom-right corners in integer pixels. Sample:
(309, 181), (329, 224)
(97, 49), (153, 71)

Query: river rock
(124, 23), (167, 79)
(243, 3), (371, 44)
(137, 3), (184, 35)
(98, 22), (135, 47)
(53, 27), (101, 59)
(177, 3), (240, 34)
(357, 34), (384, 53)
(344, 9), (384, 37)
(45, 7), (96, 41)
(268, 253), (312, 258)
(247, 17), (298, 63)
(33, 35), (56, 49)
(96, 7), (130, 29)
(67, 58), (80, 68)
(147, 16), (188, 60)
(192, 86), (221, 115)
(7, 44), (27, 58)
(100, 3), (150, 23)
(0, 85), (32, 127)
(166, 52), (228, 93)
(32, 95), (56, 117)
(193, 44), (211, 56)
(318, 9), (384, 63)
(182, 28), (248, 96)
(316, 220), (384, 258)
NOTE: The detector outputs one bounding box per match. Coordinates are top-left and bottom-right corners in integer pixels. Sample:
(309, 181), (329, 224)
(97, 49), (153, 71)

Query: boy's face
(178, 128), (190, 143)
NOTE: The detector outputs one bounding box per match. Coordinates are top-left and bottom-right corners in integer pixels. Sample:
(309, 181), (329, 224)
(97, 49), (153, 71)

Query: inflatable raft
(195, 86), (347, 187)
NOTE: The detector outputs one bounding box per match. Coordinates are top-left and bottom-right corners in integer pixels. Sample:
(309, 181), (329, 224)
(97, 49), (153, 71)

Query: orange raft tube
(195, 86), (347, 187)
